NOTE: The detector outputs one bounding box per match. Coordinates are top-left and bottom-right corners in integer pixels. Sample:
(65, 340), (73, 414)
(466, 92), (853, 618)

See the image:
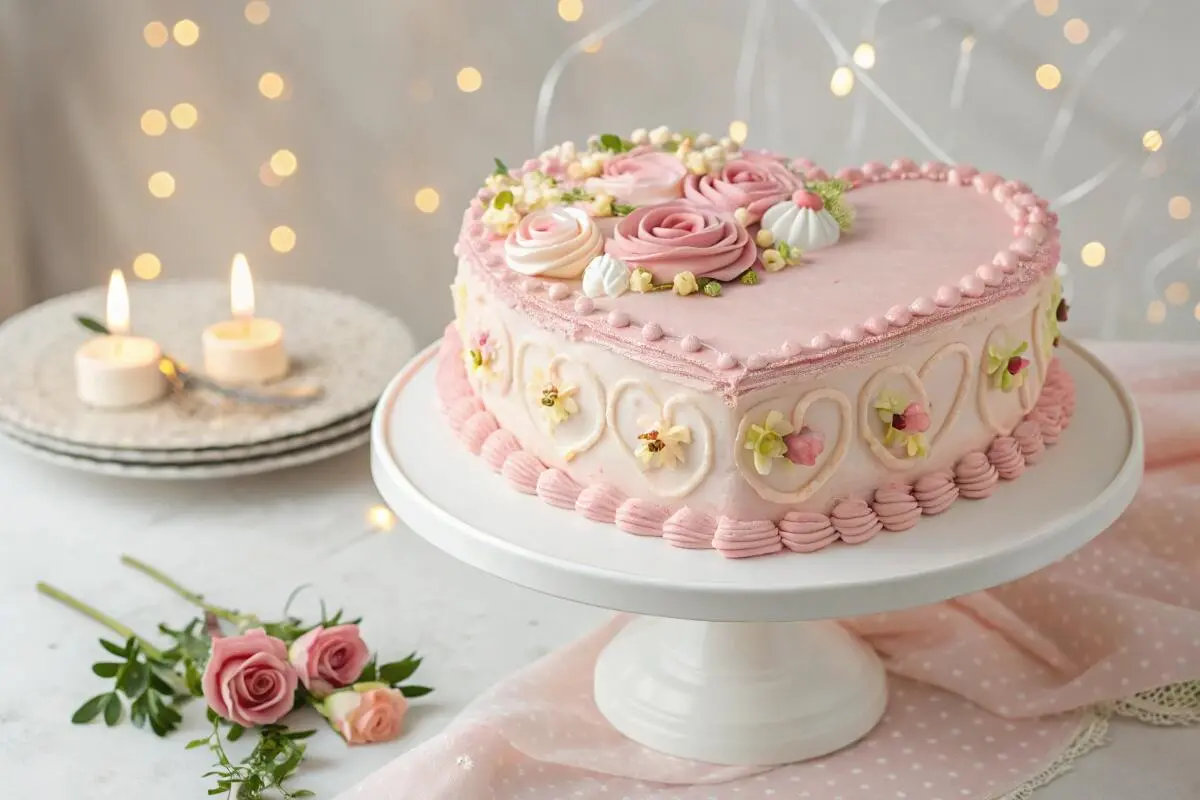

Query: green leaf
(186, 737), (211, 750)
(76, 314), (110, 335)
(599, 133), (623, 152)
(612, 203), (636, 216)
(492, 157), (508, 176)
(399, 685), (434, 698)
(99, 638), (129, 658)
(120, 662), (150, 698)
(227, 724), (245, 742)
(284, 729), (317, 740)
(379, 657), (422, 685)
(273, 747), (305, 783)
(293, 791), (316, 797)
(72, 693), (111, 724)
(103, 693), (122, 726)
(207, 706), (220, 724)
(661, 139), (680, 153)
(359, 658), (377, 683)
(493, 190), (513, 210)
(92, 661), (121, 678)
(776, 241), (791, 260)
(207, 789), (226, 796)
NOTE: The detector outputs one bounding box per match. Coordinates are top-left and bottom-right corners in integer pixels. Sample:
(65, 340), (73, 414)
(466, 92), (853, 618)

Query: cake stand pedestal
(370, 340), (1142, 766)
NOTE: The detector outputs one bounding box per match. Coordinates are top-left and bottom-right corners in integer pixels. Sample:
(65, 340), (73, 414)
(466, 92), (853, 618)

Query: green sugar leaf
(492, 157), (508, 176)
(493, 190), (514, 210)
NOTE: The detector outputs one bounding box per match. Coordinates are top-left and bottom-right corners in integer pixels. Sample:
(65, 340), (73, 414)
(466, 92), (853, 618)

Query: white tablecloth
(1, 443), (1198, 798)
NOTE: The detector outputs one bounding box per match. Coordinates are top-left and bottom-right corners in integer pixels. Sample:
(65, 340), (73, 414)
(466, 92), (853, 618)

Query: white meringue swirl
(504, 206), (604, 279)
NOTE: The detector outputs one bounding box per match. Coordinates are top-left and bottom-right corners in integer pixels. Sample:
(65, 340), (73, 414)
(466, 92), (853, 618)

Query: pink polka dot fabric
(340, 343), (1200, 800)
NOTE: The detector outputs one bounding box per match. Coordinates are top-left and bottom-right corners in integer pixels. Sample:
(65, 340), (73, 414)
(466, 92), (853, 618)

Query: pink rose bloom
(322, 683), (408, 745)
(784, 427), (825, 467)
(606, 202), (757, 283)
(201, 628), (297, 727)
(902, 402), (931, 433)
(586, 147), (687, 206)
(288, 624), (371, 698)
(683, 152), (804, 222)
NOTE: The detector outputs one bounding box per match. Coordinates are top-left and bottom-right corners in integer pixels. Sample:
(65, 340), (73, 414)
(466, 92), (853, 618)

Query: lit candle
(201, 254), (289, 385)
(74, 270), (168, 409)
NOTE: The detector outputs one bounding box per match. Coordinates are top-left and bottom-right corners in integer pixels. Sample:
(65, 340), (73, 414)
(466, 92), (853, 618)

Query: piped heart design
(607, 379), (714, 499)
(516, 341), (606, 459)
(978, 327), (1038, 436)
(859, 342), (972, 471)
(736, 388), (854, 504)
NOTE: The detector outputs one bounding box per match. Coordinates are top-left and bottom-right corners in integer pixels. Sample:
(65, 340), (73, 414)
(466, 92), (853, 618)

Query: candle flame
(106, 269), (130, 335)
(230, 253), (255, 319)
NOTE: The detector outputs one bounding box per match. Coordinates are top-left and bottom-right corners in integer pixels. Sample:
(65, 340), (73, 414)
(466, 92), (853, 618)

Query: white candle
(74, 270), (168, 409)
(201, 254), (289, 385)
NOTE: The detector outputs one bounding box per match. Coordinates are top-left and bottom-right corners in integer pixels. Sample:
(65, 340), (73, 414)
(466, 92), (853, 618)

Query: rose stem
(36, 581), (166, 660)
(119, 554), (256, 627)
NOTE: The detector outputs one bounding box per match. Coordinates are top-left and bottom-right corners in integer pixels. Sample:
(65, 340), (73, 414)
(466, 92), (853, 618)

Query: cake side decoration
(636, 418), (691, 470)
(783, 426), (825, 467)
(874, 390), (931, 459)
(464, 330), (499, 382)
(986, 340), (1031, 392)
(528, 369), (579, 428)
(743, 410), (793, 476)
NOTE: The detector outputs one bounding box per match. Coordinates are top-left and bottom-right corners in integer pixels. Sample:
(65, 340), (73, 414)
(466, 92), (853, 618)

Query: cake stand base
(594, 618), (886, 765)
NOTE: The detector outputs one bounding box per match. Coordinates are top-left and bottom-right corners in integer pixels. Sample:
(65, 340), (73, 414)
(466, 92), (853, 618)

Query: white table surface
(1, 442), (1198, 799)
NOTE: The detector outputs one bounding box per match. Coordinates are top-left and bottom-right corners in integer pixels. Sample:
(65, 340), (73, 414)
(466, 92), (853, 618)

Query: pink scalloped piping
(435, 326), (1076, 558)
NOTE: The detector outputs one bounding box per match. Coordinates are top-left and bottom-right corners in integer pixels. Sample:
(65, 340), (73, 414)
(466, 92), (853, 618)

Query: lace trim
(993, 706), (1110, 800)
(1112, 680), (1200, 727)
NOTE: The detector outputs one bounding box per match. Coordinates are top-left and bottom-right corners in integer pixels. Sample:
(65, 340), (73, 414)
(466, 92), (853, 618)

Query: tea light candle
(75, 270), (168, 409)
(201, 254), (289, 385)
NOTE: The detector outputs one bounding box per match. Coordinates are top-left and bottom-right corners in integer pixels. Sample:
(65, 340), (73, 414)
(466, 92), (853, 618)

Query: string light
(259, 72), (285, 99)
(557, 0), (583, 22)
(1034, 0), (1058, 16)
(1035, 64), (1062, 91)
(1081, 242), (1106, 267)
(1063, 18), (1089, 44)
(830, 66), (855, 97)
(269, 149), (298, 177)
(1146, 300), (1166, 324)
(140, 109), (167, 136)
(244, 1), (270, 24)
(270, 225), (296, 253)
(148, 171), (176, 199)
(367, 504), (396, 532)
(1143, 129), (1164, 151)
(170, 102), (197, 129)
(456, 67), (483, 93)
(414, 187), (441, 213)
(172, 19), (199, 46)
(1168, 195), (1192, 220)
(1194, 303), (1200, 323)
(409, 79), (434, 104)
(852, 43), (876, 70)
(1165, 282), (1190, 305)
(143, 22), (169, 48)
(728, 120), (748, 144)
(132, 253), (162, 281)
(583, 37), (604, 54)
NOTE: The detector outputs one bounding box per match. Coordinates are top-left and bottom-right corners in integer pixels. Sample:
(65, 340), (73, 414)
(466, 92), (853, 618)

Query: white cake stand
(370, 340), (1142, 766)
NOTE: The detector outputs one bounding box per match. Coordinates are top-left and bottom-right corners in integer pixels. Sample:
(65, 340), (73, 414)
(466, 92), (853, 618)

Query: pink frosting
(913, 471), (958, 515)
(831, 499), (882, 545)
(872, 484), (921, 532)
(955, 452), (998, 499)
(682, 153), (804, 222)
(502, 451), (546, 495)
(615, 499), (669, 537)
(575, 484), (625, 523)
(1028, 404), (1063, 446)
(987, 436), (1026, 480)
(713, 517), (783, 559)
(586, 148), (687, 206)
(605, 202), (757, 282)
(1012, 420), (1045, 465)
(445, 396), (484, 433)
(662, 508), (716, 549)
(480, 429), (521, 472)
(536, 468), (583, 510)
(504, 206), (603, 279)
(778, 511), (838, 553)
(459, 411), (499, 455)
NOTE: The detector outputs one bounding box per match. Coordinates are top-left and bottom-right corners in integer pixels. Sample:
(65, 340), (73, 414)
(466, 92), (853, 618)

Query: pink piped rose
(288, 624), (372, 699)
(321, 683), (408, 745)
(586, 147), (687, 207)
(201, 628), (298, 727)
(683, 152), (804, 222)
(606, 202), (757, 283)
(784, 427), (825, 467)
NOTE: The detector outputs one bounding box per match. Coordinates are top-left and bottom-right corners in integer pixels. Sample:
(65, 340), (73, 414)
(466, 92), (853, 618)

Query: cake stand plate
(371, 339), (1142, 765)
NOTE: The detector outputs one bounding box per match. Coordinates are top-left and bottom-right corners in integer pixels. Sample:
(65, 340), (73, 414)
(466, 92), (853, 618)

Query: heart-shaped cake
(442, 128), (1073, 558)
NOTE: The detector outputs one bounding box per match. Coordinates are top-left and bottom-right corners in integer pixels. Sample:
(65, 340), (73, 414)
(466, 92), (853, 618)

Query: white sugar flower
(630, 128), (649, 145)
(482, 203), (521, 236)
(672, 271), (699, 296)
(636, 418), (691, 471)
(649, 126), (671, 146)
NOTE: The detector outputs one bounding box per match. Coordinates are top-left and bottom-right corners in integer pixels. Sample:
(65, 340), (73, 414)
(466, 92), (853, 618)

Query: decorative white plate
(0, 282), (412, 450)
(0, 407), (373, 464)
(0, 423), (370, 479)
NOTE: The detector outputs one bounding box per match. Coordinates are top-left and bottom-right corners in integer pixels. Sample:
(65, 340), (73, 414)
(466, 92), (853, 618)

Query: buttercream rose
(288, 624), (371, 699)
(321, 683), (408, 745)
(504, 206), (603, 279)
(585, 146), (687, 206)
(605, 202), (757, 283)
(682, 152), (804, 222)
(201, 628), (298, 727)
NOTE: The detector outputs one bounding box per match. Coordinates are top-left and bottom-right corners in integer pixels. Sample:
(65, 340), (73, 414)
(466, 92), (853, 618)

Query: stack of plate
(0, 282), (413, 478)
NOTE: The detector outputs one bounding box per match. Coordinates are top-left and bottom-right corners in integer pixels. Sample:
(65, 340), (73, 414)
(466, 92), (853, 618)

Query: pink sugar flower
(784, 427), (825, 466)
(901, 402), (931, 434)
